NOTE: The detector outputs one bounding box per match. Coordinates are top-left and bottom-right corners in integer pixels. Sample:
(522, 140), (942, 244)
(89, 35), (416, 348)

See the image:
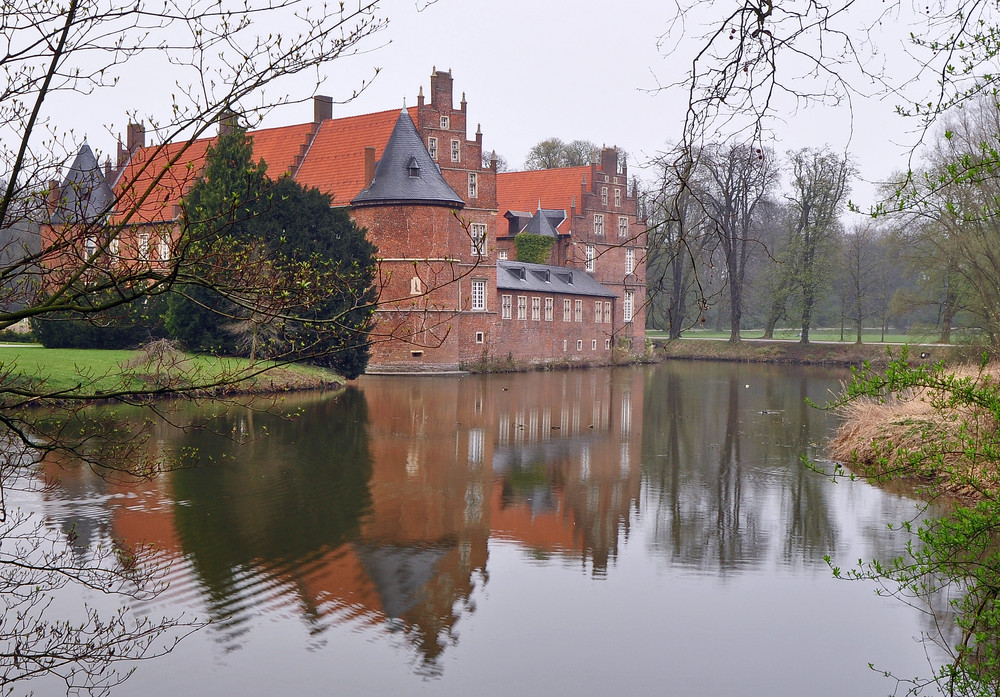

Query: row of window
(84, 233), (169, 262)
(427, 136), (463, 164)
(600, 186), (624, 208)
(592, 214), (630, 238)
(501, 295), (614, 324)
(584, 245), (635, 274)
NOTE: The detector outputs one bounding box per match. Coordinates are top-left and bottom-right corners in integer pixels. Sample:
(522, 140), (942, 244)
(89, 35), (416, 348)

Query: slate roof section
(505, 207), (566, 238)
(497, 260), (615, 297)
(53, 144), (115, 224)
(496, 167), (590, 234)
(352, 108), (464, 209)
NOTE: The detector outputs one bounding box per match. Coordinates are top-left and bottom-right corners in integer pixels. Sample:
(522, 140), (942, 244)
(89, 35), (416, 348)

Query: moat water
(25, 362), (945, 696)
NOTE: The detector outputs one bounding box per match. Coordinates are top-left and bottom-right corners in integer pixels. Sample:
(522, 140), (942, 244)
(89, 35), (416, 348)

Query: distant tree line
(645, 101), (1000, 348)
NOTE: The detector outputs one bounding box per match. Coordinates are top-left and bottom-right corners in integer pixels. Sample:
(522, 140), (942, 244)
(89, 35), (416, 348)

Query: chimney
(127, 122), (145, 152)
(417, 85), (425, 108)
(46, 179), (61, 213)
(430, 67), (453, 108)
(460, 91), (467, 113)
(363, 147), (376, 188)
(476, 123), (482, 146)
(218, 110), (239, 136)
(600, 147), (618, 176)
(314, 95), (333, 122)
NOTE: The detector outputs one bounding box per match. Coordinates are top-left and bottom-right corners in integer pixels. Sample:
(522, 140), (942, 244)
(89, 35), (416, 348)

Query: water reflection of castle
(91, 369), (645, 670)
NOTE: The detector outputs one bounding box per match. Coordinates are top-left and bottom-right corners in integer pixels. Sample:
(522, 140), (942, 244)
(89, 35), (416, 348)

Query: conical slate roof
(352, 109), (465, 209)
(52, 143), (115, 224)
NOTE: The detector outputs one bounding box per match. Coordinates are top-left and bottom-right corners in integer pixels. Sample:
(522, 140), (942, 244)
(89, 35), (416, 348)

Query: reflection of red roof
(496, 167), (589, 234)
(295, 107), (417, 205)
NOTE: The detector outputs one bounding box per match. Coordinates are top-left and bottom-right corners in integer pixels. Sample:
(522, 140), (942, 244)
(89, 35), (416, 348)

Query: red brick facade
(69, 67), (647, 373)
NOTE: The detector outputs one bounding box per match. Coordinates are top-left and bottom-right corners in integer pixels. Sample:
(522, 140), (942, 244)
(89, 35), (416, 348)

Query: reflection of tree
(168, 389), (373, 639)
(642, 362), (846, 572)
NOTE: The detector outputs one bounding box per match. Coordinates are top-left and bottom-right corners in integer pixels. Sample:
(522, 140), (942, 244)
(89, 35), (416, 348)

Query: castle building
(56, 68), (647, 373)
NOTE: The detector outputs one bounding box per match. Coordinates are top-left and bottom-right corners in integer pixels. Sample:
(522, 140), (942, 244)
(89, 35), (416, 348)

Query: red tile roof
(112, 107), (419, 224)
(496, 167), (590, 234)
(111, 138), (213, 225)
(295, 107), (418, 205)
(252, 122), (317, 177)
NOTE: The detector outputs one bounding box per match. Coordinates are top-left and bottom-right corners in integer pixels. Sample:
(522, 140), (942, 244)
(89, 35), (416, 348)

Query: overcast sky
(70, 0), (944, 210)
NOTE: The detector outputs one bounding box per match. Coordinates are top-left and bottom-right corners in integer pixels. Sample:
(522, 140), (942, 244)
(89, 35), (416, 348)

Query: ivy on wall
(514, 232), (554, 264)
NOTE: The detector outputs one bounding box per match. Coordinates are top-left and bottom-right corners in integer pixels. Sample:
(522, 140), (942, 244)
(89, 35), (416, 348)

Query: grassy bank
(828, 359), (1000, 500)
(653, 336), (984, 368)
(0, 345), (342, 398)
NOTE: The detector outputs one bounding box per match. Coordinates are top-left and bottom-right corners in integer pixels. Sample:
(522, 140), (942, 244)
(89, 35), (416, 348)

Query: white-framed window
(605, 338), (611, 349)
(585, 245), (595, 272)
(159, 233), (170, 261)
(428, 137), (438, 160)
(625, 248), (634, 274)
(468, 172), (478, 198)
(577, 339), (583, 351)
(451, 139), (461, 162)
(601, 186), (608, 206)
(563, 339), (568, 352)
(595, 301), (603, 324)
(84, 236), (96, 258)
(517, 295), (527, 320)
(139, 233), (149, 261)
(544, 297), (553, 321)
(592, 339), (598, 350)
(475, 331), (484, 344)
(501, 294), (512, 319)
(498, 250), (508, 260)
(440, 115), (450, 129)
(574, 299), (583, 322)
(471, 279), (487, 311)
(618, 216), (628, 238)
(624, 290), (634, 322)
(614, 188), (622, 207)
(531, 297), (540, 321)
(411, 277), (422, 295)
(594, 214), (604, 236)
(563, 299), (572, 322)
(471, 223), (487, 256)
(109, 236), (119, 262)
(604, 301), (612, 323)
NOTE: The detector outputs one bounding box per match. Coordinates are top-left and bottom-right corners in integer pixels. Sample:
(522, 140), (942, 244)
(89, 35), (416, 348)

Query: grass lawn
(0, 345), (342, 396)
(647, 328), (944, 345)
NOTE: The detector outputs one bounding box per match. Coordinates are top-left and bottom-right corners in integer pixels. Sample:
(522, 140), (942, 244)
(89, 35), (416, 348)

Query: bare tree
(785, 147), (852, 343)
(645, 152), (710, 338)
(697, 143), (778, 342)
(0, 1), (386, 693)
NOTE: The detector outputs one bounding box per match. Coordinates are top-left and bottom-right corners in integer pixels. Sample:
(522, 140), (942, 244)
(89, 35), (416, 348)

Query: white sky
(64, 0), (947, 211)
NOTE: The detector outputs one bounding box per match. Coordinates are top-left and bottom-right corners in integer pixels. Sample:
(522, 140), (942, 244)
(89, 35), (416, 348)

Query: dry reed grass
(829, 364), (1000, 499)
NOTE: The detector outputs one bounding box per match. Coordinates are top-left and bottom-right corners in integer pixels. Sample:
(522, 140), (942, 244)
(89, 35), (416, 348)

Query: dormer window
(407, 156), (421, 178)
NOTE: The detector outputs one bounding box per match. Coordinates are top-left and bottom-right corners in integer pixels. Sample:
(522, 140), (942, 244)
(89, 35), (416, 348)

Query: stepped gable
(53, 143), (115, 224)
(497, 260), (615, 297)
(496, 167), (589, 234)
(296, 107), (418, 206)
(351, 108), (465, 209)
